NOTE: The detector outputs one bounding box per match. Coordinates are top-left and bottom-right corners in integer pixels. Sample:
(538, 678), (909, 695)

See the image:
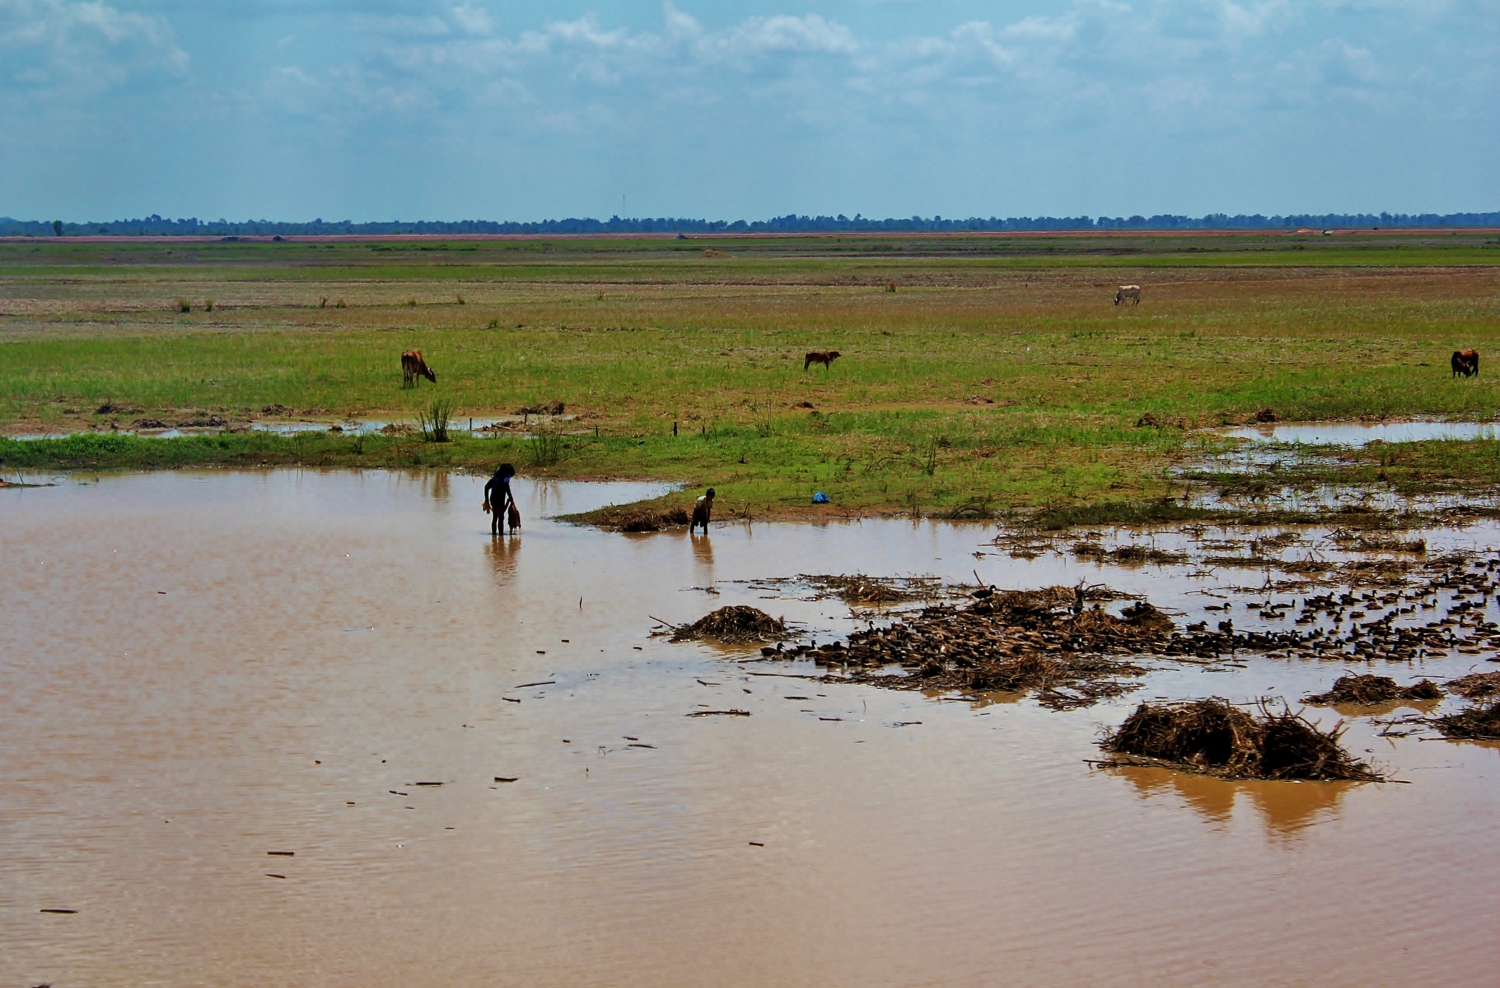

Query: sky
(2, 0), (1496, 222)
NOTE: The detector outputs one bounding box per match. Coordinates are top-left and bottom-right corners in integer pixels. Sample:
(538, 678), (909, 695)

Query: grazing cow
(1114, 285), (1142, 306)
(1452, 349), (1480, 378)
(804, 350), (841, 371)
(401, 350), (436, 387)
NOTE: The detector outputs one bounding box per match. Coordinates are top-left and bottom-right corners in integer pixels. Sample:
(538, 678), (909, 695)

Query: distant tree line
(3, 211), (1498, 237)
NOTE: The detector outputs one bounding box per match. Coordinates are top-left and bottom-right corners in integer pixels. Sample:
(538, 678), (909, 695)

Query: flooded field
(5, 471), (1500, 987)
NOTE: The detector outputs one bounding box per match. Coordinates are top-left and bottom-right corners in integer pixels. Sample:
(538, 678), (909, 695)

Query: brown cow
(804, 350), (841, 370)
(1452, 349), (1480, 378)
(401, 350), (436, 387)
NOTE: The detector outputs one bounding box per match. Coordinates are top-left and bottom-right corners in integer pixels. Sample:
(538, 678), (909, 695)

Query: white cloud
(0, 0), (188, 95)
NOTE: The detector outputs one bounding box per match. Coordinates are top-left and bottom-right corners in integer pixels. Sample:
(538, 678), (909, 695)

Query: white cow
(1114, 285), (1142, 306)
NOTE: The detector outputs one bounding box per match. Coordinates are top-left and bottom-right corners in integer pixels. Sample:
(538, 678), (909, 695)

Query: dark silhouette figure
(691, 488), (715, 535)
(804, 350), (840, 370)
(484, 463), (516, 536)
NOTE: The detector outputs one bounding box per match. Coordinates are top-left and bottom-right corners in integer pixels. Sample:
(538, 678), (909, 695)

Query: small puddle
(4, 470), (1499, 986)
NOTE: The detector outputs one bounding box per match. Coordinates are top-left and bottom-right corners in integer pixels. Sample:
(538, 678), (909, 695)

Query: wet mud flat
(5, 470), (1500, 988)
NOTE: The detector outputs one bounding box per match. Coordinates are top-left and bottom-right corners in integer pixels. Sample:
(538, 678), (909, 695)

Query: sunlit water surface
(3, 471), (1499, 987)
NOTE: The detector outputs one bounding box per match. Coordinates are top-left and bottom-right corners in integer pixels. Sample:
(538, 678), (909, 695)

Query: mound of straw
(1446, 672), (1500, 699)
(590, 505), (692, 533)
(1434, 699), (1500, 741)
(671, 606), (788, 644)
(1305, 674), (1443, 706)
(798, 574), (943, 606)
(1100, 698), (1382, 781)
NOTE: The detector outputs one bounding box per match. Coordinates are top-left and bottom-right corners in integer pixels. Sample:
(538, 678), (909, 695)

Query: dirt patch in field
(1098, 699), (1382, 781)
(1305, 675), (1443, 705)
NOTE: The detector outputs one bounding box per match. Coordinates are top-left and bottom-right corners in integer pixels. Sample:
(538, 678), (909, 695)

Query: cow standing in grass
(1452, 349), (1480, 378)
(1114, 285), (1142, 306)
(402, 350), (436, 387)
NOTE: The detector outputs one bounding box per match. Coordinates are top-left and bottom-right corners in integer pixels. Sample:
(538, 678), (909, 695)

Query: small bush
(335, 298), (347, 309)
(407, 297), (418, 307)
(176, 298), (191, 313)
(204, 299), (214, 312)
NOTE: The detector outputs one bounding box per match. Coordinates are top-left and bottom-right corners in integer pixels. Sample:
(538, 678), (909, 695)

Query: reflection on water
(690, 531), (715, 568)
(3, 470), (1499, 987)
(485, 535), (520, 584)
(1119, 766), (1346, 838)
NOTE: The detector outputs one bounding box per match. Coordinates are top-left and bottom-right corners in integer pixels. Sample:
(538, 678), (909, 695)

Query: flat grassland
(3, 231), (1499, 522)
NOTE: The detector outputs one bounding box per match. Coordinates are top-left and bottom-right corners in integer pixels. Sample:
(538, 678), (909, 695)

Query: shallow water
(4, 471), (1500, 987)
(1221, 419), (1499, 446)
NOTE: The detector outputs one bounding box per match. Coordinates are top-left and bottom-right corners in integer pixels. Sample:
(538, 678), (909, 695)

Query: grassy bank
(4, 232), (1499, 520)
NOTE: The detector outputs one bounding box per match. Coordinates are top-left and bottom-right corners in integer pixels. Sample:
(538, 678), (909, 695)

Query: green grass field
(3, 231), (1499, 521)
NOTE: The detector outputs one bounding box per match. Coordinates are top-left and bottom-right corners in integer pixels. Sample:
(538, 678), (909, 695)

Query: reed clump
(526, 425), (564, 467)
(417, 398), (453, 443)
(1100, 698), (1382, 781)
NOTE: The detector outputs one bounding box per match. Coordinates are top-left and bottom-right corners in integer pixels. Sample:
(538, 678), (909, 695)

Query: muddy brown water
(4, 471), (1500, 987)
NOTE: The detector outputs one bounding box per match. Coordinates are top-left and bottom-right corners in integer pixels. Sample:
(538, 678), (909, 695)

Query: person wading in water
(483, 463), (516, 536)
(690, 488), (715, 535)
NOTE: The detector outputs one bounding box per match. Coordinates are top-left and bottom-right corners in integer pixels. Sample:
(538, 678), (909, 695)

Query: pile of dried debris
(1432, 672), (1500, 740)
(1305, 674), (1443, 705)
(828, 586), (1170, 709)
(795, 574), (947, 606)
(588, 505), (692, 533)
(1433, 700), (1500, 741)
(1099, 698), (1382, 781)
(668, 606), (789, 645)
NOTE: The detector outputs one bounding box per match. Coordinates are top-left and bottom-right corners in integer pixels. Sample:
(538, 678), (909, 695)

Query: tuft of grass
(176, 298), (191, 313)
(204, 299), (214, 312)
(525, 425), (565, 467)
(418, 398), (453, 443)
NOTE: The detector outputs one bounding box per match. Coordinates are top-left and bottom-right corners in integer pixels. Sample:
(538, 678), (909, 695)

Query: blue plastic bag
(811, 491), (830, 504)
